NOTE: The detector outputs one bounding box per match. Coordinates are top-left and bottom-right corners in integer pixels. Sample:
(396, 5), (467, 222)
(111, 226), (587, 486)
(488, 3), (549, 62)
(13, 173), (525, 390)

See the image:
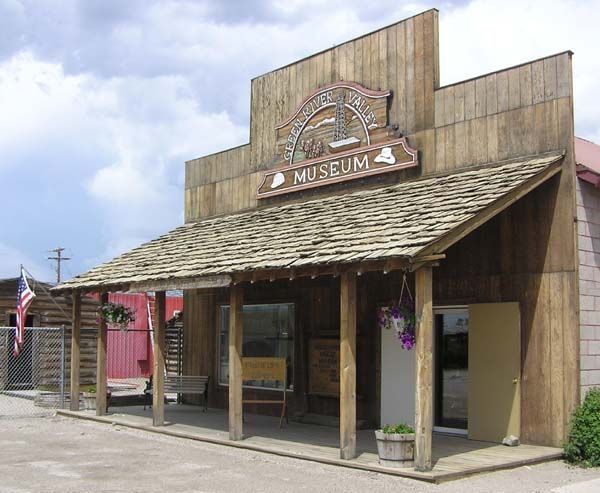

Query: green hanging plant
(98, 302), (135, 331)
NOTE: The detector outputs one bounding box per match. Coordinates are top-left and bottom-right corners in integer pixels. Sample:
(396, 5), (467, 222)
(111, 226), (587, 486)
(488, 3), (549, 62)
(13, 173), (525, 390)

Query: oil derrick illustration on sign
(257, 82), (419, 199)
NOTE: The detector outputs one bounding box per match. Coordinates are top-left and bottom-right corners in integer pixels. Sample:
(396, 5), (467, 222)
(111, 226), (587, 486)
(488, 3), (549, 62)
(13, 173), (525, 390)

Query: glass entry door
(434, 308), (469, 432)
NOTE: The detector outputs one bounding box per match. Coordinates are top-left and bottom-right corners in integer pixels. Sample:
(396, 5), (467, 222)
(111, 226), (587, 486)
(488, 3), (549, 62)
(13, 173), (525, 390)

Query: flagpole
(21, 265), (70, 321)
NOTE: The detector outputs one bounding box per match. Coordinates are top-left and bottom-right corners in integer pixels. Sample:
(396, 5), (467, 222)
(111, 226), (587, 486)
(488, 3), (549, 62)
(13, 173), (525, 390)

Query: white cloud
(0, 52), (247, 274)
(437, 0), (600, 141)
(0, 242), (55, 282)
(0, 0), (598, 281)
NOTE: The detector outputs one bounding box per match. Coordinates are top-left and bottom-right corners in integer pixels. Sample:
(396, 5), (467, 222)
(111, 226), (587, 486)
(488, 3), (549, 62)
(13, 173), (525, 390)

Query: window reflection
(219, 303), (294, 390)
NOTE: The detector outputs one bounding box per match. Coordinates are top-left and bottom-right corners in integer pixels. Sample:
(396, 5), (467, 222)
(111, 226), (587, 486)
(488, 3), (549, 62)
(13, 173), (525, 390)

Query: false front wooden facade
(182, 10), (577, 449)
(57, 8), (581, 472)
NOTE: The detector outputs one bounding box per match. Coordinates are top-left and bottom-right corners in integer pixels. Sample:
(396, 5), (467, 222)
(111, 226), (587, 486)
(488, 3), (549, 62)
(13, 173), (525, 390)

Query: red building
(101, 293), (182, 379)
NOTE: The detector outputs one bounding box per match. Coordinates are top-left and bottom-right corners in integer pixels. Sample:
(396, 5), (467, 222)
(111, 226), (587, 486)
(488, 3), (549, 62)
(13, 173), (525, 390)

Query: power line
(47, 247), (71, 284)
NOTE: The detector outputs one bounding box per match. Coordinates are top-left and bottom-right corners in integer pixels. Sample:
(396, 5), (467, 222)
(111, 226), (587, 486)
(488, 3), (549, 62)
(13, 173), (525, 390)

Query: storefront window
(434, 309), (469, 431)
(218, 303), (294, 389)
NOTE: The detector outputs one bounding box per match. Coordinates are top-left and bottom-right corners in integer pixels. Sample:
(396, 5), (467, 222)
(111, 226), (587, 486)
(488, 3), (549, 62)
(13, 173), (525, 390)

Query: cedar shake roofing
(53, 151), (564, 293)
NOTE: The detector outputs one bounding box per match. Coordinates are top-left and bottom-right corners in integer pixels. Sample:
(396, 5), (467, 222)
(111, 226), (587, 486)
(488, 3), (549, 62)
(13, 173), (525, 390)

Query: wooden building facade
(182, 10), (578, 448)
(56, 9), (584, 472)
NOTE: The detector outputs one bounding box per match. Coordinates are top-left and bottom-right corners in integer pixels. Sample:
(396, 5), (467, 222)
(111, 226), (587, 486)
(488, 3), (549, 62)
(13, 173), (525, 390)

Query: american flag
(14, 268), (35, 357)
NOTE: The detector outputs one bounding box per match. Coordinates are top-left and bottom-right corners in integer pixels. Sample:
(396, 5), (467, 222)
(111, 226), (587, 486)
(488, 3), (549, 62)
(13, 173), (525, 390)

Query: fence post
(60, 325), (65, 409)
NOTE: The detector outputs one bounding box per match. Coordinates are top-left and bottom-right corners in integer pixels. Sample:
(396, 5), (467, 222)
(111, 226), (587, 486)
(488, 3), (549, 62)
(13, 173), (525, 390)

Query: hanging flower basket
(98, 302), (135, 331)
(377, 274), (416, 350)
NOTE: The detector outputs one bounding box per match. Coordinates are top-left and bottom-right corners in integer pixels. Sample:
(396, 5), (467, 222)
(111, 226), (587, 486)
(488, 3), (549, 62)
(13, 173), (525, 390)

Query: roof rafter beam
(416, 158), (564, 257)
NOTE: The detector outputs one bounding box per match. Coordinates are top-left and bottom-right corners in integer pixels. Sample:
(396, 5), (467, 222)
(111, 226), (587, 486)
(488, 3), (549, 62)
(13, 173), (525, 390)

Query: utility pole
(48, 247), (71, 284)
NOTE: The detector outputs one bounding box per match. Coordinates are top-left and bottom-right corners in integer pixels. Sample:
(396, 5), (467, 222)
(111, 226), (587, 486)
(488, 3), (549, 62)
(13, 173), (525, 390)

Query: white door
(380, 324), (415, 426)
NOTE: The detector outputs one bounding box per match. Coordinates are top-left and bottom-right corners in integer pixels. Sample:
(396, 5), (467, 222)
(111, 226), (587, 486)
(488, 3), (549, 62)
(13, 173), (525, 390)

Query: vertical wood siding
(181, 12), (578, 448)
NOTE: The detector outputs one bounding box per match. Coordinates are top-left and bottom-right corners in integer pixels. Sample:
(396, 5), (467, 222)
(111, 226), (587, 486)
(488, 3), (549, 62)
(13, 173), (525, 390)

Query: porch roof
(53, 151), (564, 293)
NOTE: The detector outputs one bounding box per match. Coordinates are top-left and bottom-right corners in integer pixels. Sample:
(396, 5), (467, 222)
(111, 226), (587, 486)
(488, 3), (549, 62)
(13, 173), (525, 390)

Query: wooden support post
(414, 266), (433, 471)
(96, 292), (108, 416)
(340, 272), (357, 460)
(229, 284), (243, 440)
(70, 290), (81, 411)
(153, 291), (166, 426)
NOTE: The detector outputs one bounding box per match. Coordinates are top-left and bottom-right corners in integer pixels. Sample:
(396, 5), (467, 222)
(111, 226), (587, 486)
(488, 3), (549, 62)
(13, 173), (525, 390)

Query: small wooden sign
(309, 339), (340, 396)
(242, 357), (286, 381)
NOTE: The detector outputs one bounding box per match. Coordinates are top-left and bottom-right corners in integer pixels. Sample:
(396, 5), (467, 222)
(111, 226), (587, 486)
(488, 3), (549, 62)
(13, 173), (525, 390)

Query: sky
(0, 0), (599, 283)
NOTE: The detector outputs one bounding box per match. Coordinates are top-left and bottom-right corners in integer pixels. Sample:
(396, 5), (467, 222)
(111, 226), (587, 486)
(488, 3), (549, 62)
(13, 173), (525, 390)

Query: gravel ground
(0, 415), (599, 493)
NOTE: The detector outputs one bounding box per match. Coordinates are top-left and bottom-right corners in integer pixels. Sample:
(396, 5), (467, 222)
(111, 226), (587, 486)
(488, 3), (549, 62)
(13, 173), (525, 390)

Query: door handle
(512, 378), (519, 384)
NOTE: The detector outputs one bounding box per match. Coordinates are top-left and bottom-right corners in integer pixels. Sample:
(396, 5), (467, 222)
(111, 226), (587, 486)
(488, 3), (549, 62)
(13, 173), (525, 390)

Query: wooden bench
(145, 375), (210, 411)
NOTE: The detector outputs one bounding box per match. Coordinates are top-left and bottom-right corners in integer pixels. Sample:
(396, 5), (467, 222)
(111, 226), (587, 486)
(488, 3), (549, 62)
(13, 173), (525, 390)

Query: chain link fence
(0, 326), (66, 418)
(0, 323), (185, 416)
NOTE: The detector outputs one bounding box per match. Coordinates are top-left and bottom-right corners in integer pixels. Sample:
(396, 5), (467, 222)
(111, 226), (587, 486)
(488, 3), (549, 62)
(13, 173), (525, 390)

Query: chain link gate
(0, 326), (66, 417)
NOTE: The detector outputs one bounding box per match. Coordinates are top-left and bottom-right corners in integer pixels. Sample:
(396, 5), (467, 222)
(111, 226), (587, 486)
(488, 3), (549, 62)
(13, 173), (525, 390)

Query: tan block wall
(577, 178), (600, 398)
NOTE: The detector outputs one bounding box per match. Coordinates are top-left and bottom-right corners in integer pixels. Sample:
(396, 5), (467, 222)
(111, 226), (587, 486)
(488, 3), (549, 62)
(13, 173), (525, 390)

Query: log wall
(0, 280), (98, 390)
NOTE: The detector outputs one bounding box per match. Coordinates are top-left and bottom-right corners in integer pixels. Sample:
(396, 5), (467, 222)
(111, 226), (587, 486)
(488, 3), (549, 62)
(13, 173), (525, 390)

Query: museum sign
(256, 81), (419, 199)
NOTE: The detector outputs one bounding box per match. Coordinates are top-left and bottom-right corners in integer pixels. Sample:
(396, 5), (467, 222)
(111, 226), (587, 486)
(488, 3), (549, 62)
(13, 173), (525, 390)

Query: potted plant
(375, 423), (415, 468)
(377, 274), (416, 350)
(80, 385), (111, 411)
(81, 385), (97, 410)
(98, 302), (135, 331)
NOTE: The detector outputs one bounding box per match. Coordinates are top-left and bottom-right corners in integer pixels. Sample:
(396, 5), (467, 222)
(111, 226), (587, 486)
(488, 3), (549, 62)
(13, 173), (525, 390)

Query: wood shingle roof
(53, 151), (564, 293)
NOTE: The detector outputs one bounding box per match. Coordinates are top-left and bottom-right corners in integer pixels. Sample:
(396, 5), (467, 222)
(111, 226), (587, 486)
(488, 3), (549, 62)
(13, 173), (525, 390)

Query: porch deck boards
(58, 405), (563, 482)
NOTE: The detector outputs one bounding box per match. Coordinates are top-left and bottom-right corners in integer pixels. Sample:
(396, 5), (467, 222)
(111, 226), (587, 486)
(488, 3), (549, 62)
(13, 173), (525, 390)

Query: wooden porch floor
(58, 405), (563, 483)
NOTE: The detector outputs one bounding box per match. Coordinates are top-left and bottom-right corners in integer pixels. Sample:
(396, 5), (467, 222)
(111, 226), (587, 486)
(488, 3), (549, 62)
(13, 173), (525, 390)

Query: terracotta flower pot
(375, 430), (415, 468)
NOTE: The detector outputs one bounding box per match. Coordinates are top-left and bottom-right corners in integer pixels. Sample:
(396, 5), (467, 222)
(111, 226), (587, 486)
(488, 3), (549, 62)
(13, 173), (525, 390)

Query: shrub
(564, 388), (600, 467)
(381, 423), (414, 434)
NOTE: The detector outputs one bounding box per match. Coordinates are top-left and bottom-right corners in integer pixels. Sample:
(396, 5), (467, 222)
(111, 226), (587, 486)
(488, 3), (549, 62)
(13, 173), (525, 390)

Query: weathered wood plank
(96, 292), (108, 416)
(340, 272), (357, 460)
(472, 117), (488, 164)
(445, 125), (456, 170)
(435, 128), (446, 171)
(486, 74), (497, 115)
(531, 60), (545, 104)
(549, 274), (564, 446)
(346, 40), (355, 82)
(562, 272), (579, 439)
(475, 78), (486, 118)
(434, 89), (444, 128)
(496, 70), (509, 113)
(423, 9), (436, 128)
(229, 284), (244, 440)
(556, 53), (571, 98)
(405, 16), (415, 133)
(519, 64), (533, 108)
(414, 266), (433, 471)
(444, 86), (455, 126)
(396, 22), (406, 133)
(544, 56), (557, 101)
(377, 29), (387, 91)
(487, 114), (498, 163)
(508, 68), (520, 110)
(464, 81), (475, 120)
(413, 14), (425, 131)
(454, 120), (467, 166)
